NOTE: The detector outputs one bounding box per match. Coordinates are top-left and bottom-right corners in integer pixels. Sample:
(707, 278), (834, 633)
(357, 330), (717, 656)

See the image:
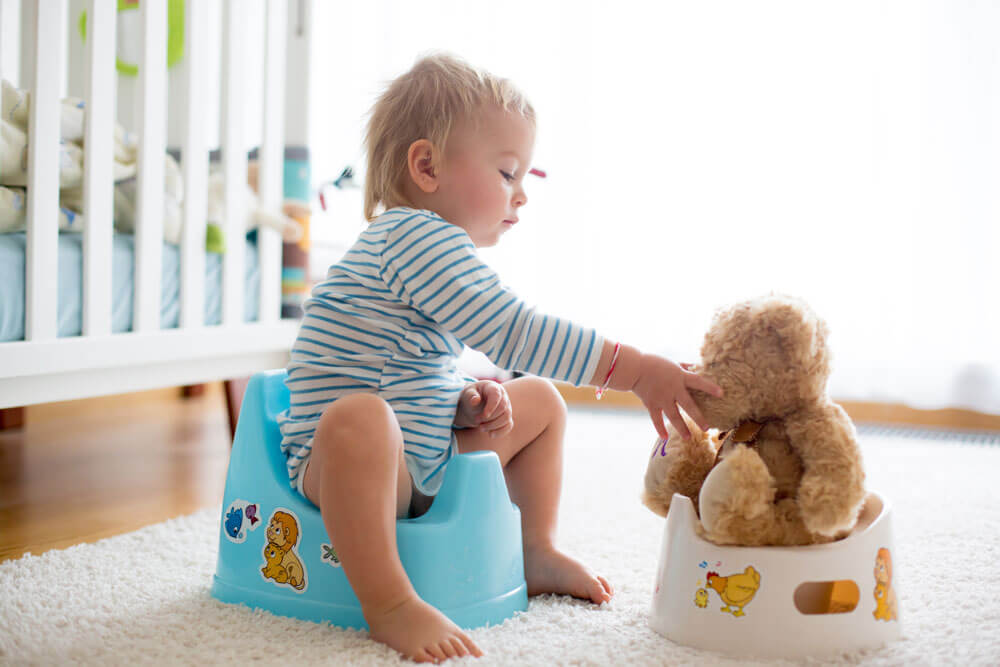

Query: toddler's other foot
(524, 544), (614, 604)
(367, 595), (483, 663)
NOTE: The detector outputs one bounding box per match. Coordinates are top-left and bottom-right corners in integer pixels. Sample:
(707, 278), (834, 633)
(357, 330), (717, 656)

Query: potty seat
(211, 369), (529, 629)
(650, 492), (902, 659)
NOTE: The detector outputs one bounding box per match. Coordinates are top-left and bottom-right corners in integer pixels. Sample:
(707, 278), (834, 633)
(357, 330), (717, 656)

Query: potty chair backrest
(211, 369), (529, 630)
(232, 369), (294, 499)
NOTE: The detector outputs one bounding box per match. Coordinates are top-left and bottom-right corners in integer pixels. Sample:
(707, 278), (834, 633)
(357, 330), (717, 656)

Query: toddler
(278, 53), (722, 663)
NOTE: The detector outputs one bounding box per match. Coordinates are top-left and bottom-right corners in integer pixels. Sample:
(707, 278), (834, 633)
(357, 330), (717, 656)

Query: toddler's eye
(499, 170), (514, 182)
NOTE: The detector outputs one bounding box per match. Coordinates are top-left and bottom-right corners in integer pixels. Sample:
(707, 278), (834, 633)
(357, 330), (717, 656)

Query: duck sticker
(873, 547), (898, 621)
(222, 499), (261, 543)
(260, 509), (307, 592)
(694, 564), (762, 617)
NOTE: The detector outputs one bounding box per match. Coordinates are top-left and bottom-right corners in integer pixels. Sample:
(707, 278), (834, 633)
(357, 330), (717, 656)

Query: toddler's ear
(407, 139), (440, 193)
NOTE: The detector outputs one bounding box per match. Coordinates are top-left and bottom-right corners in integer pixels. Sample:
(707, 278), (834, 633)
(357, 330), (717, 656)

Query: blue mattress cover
(0, 231), (260, 342)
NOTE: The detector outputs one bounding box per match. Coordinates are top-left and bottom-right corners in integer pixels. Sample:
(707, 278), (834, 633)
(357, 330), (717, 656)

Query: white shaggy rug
(2, 409), (999, 666)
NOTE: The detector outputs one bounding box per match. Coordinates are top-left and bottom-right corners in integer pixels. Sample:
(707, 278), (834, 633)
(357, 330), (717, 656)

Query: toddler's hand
(632, 354), (723, 440)
(454, 380), (514, 438)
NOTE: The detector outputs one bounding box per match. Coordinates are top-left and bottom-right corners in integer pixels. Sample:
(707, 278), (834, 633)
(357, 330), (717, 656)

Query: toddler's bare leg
(303, 393), (482, 662)
(456, 377), (613, 604)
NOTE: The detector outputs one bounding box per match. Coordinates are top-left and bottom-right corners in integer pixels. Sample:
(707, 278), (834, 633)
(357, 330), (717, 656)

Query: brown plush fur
(641, 295), (867, 546)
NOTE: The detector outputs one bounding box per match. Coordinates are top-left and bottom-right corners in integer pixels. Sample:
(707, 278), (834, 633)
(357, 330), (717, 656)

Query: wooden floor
(2, 384), (997, 564)
(0, 384), (232, 562)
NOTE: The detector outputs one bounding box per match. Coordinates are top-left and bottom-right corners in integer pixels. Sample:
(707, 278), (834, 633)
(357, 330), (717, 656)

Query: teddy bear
(642, 294), (867, 546)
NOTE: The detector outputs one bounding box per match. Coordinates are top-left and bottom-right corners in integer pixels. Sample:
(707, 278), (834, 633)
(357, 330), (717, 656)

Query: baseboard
(553, 383), (1000, 432)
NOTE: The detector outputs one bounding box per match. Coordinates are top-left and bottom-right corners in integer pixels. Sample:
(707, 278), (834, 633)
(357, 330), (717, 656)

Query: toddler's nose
(513, 187), (527, 208)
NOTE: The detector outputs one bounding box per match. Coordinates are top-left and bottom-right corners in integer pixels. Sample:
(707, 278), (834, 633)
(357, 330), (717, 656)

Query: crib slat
(134, 0), (167, 333)
(220, 0), (246, 326)
(82, 0), (116, 337)
(17, 0), (33, 89)
(257, 0), (287, 323)
(0, 0), (21, 84)
(179, 0), (207, 330)
(24, 0), (65, 342)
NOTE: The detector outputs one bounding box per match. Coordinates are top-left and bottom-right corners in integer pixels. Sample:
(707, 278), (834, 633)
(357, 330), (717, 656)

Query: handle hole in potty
(794, 580), (860, 614)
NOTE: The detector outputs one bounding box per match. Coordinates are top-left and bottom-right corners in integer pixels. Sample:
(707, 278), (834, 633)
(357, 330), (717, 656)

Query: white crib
(0, 0), (308, 409)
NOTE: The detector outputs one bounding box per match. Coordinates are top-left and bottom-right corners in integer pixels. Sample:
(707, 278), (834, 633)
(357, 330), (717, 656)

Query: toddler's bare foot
(524, 544), (614, 604)
(367, 595), (483, 663)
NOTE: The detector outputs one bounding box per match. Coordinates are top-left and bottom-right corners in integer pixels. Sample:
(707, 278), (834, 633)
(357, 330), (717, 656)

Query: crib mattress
(0, 231), (259, 342)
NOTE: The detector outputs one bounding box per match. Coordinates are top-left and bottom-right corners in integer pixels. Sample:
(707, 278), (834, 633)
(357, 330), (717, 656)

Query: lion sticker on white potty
(872, 547), (898, 621)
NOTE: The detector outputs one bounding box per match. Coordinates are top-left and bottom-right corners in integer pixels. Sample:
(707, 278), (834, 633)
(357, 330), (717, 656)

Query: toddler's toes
(598, 575), (615, 599)
(440, 639), (458, 660)
(460, 634), (483, 657)
(448, 637), (468, 658)
(414, 648), (437, 664)
(426, 643), (447, 662)
(588, 576), (611, 604)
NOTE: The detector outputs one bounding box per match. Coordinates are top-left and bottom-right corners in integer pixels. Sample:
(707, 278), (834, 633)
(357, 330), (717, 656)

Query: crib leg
(0, 408), (26, 430)
(223, 378), (250, 443)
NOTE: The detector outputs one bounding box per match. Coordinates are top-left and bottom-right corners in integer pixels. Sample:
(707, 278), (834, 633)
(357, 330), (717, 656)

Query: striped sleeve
(379, 212), (603, 386)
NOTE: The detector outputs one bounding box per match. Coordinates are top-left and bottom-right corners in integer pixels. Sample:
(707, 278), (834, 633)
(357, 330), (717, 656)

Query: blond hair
(363, 53), (535, 221)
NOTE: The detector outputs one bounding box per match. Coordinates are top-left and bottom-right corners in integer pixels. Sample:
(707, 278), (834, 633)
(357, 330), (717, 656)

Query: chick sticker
(694, 564), (762, 617)
(694, 588), (709, 608)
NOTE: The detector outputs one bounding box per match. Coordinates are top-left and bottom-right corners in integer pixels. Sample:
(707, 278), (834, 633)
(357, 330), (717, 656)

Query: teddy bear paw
(797, 475), (865, 537)
(699, 445), (776, 535)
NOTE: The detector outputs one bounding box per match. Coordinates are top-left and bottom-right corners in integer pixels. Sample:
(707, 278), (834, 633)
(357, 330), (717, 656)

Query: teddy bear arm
(786, 405), (867, 536)
(641, 422), (716, 517)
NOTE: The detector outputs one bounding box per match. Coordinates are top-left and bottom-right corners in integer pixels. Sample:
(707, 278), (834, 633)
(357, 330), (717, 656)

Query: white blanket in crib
(0, 80), (297, 248)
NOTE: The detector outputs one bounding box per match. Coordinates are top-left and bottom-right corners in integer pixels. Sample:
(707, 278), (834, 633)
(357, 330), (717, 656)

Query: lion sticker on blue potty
(223, 500), (261, 543)
(260, 509), (307, 592)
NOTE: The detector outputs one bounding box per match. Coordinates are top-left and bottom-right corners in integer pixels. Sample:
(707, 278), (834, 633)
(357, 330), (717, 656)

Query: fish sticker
(222, 499), (262, 544)
(224, 507), (244, 540)
(245, 503), (259, 526)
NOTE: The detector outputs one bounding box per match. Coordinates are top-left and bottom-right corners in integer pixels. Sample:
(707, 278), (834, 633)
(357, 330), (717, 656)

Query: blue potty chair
(211, 369), (529, 629)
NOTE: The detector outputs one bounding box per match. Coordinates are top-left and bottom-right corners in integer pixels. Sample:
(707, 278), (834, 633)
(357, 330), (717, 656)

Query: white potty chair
(650, 492), (902, 659)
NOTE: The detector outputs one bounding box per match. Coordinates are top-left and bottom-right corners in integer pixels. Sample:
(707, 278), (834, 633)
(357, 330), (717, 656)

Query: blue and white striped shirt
(278, 207), (603, 495)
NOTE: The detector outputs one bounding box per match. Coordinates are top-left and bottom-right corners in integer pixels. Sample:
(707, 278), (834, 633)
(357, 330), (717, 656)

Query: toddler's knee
(315, 393), (400, 461)
(525, 376), (568, 423)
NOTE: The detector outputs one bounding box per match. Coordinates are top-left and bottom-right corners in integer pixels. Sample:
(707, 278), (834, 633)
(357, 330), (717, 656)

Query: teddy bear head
(689, 294), (832, 430)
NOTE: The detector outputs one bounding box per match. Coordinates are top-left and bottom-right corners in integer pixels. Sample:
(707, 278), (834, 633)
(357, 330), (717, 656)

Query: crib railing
(0, 0), (301, 408)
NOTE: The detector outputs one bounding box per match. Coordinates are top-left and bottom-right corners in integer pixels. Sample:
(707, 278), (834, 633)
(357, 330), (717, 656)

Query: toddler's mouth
(503, 219), (518, 225)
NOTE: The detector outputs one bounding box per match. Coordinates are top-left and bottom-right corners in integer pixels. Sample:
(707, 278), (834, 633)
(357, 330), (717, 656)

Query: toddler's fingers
(679, 393), (708, 432)
(646, 406), (668, 440)
(482, 383), (503, 418)
(462, 385), (481, 406)
(688, 373), (723, 397)
(480, 411), (513, 434)
(663, 402), (691, 440)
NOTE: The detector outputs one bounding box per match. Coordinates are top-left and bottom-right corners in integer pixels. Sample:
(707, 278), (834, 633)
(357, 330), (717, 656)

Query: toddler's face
(433, 106), (535, 247)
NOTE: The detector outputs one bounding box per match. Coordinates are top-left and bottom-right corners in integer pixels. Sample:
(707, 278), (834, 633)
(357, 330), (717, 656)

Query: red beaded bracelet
(594, 342), (622, 400)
